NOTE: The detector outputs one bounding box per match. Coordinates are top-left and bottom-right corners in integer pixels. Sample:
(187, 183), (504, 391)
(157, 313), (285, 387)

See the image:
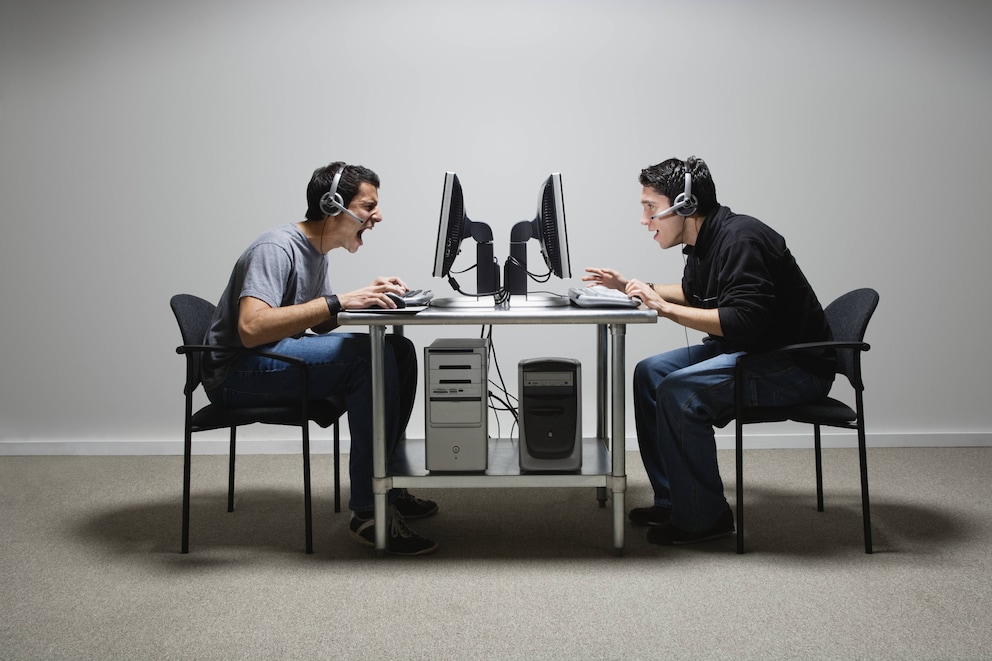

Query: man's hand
(582, 267), (628, 292)
(338, 276), (409, 309)
(370, 276), (409, 291)
(625, 279), (657, 306)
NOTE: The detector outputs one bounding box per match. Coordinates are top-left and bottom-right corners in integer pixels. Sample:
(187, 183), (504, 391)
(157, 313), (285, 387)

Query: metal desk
(337, 304), (657, 555)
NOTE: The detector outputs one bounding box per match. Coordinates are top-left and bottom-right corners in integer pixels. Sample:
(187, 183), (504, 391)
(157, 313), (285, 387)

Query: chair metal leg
(182, 428), (192, 554)
(228, 427), (237, 513)
(857, 417), (873, 554)
(735, 420), (745, 554)
(814, 424), (824, 512)
(333, 420), (341, 513)
(303, 423), (314, 554)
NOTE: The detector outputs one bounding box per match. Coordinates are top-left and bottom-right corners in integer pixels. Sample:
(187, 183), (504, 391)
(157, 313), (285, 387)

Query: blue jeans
(205, 333), (417, 513)
(633, 341), (833, 532)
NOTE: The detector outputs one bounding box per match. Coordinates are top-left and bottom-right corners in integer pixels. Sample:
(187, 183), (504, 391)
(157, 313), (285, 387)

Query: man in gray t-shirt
(202, 162), (438, 556)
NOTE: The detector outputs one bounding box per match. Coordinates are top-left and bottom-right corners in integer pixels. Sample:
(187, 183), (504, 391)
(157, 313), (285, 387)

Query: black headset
(673, 160), (698, 217)
(318, 164), (348, 217)
(650, 159), (698, 219)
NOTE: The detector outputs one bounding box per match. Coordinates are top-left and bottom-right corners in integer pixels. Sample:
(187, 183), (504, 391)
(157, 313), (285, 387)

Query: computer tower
(425, 338), (489, 472)
(518, 358), (582, 472)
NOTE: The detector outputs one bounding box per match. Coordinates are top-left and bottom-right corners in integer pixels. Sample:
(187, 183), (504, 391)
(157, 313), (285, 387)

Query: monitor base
(431, 297), (499, 309)
(505, 294), (569, 308)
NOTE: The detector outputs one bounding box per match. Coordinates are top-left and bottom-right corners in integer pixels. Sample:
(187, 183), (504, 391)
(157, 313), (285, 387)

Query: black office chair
(733, 288), (879, 554)
(170, 294), (347, 554)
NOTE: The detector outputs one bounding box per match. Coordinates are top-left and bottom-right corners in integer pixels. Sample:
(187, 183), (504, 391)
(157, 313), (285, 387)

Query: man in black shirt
(584, 156), (834, 546)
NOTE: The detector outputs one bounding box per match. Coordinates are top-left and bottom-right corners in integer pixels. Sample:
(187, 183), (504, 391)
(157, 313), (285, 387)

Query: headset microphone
(319, 165), (366, 224)
(651, 162), (698, 219)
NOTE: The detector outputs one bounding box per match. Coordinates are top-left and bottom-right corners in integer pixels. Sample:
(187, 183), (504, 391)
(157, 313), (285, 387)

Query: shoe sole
(670, 528), (735, 545)
(628, 510), (670, 527)
(391, 542), (438, 556)
(396, 504), (439, 519)
(350, 519), (375, 547)
(350, 519), (439, 556)
(350, 534), (438, 556)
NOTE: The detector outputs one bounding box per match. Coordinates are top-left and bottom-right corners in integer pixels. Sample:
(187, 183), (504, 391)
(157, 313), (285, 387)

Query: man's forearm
(239, 297), (332, 347)
(651, 283), (686, 304)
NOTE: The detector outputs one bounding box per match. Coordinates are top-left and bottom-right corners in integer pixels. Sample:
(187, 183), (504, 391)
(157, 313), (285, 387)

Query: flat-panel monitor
(433, 172), (500, 304)
(504, 173), (571, 304)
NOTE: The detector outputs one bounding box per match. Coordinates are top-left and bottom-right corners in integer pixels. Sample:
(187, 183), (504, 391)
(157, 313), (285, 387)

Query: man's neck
(681, 215), (703, 246)
(297, 219), (342, 254)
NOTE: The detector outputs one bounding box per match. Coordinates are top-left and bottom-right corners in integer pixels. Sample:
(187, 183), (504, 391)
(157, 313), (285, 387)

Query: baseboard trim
(714, 431), (992, 450)
(1, 432), (990, 456)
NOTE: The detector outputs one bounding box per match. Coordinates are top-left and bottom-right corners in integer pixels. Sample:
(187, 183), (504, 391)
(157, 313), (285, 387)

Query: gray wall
(2, 0), (990, 452)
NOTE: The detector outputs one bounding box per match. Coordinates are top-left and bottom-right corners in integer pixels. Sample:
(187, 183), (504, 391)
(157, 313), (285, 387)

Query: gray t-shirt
(201, 223), (332, 390)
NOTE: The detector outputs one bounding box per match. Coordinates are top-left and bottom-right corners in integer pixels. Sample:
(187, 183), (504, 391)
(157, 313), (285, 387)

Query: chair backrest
(823, 288), (879, 389)
(170, 294), (217, 391)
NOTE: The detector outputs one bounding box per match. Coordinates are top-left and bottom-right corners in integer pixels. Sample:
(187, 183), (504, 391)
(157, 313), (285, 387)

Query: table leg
(610, 323), (627, 554)
(596, 324), (608, 440)
(596, 324), (609, 508)
(370, 324), (388, 555)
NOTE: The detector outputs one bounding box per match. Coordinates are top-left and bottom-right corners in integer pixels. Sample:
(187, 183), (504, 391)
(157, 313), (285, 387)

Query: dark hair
(639, 156), (718, 217)
(305, 161), (381, 221)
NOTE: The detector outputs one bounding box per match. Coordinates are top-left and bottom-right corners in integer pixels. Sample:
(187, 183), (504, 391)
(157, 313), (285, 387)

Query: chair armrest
(733, 339), (872, 408)
(735, 339), (870, 370)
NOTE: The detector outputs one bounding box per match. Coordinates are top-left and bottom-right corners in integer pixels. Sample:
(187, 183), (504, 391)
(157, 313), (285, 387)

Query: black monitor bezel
(433, 172), (500, 296)
(537, 172), (570, 280)
(504, 172), (570, 296)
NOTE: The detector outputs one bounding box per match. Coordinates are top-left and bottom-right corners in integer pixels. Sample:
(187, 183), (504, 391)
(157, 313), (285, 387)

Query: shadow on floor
(71, 480), (970, 566)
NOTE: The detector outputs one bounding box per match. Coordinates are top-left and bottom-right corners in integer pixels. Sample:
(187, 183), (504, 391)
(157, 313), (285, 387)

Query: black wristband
(324, 294), (342, 316)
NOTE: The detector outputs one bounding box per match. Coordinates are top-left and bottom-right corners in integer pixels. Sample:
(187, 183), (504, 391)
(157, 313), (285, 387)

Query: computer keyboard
(568, 286), (640, 308)
(401, 289), (434, 306)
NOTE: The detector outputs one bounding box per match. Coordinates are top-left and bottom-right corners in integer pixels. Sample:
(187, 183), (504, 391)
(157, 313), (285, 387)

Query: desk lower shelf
(389, 436), (618, 489)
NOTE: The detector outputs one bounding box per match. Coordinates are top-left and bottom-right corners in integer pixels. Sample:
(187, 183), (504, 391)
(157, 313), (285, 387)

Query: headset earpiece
(673, 163), (698, 217)
(318, 165), (347, 217)
(649, 160), (700, 220)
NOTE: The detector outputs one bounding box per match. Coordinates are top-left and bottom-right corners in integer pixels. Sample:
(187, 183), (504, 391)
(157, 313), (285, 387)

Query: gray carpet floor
(2, 447), (991, 660)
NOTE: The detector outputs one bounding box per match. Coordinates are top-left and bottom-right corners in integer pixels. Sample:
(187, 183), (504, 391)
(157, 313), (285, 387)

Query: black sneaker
(393, 492), (439, 519)
(349, 510), (438, 556)
(646, 507), (735, 545)
(628, 505), (672, 527)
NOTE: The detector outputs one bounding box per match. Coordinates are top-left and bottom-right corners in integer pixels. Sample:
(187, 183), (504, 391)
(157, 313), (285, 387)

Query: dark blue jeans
(633, 342), (833, 532)
(206, 332), (417, 512)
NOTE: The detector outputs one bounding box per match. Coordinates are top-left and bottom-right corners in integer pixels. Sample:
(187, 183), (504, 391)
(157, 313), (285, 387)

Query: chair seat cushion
(191, 396), (346, 432)
(741, 397), (857, 426)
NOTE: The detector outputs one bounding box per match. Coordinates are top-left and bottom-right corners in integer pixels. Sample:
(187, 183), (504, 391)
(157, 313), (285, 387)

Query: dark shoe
(394, 492), (439, 519)
(646, 507), (735, 546)
(628, 505), (672, 527)
(349, 510), (438, 556)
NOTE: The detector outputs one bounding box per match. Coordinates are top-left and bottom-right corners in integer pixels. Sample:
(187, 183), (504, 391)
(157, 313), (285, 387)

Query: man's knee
(634, 357), (661, 389)
(655, 371), (698, 413)
(633, 360), (647, 387)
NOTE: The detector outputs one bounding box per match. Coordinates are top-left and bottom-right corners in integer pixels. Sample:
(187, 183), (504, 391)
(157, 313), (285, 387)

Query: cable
(487, 326), (516, 408)
(483, 326), (520, 440)
(504, 255), (552, 283)
(446, 275), (507, 301)
(681, 250), (692, 361)
(488, 390), (519, 424)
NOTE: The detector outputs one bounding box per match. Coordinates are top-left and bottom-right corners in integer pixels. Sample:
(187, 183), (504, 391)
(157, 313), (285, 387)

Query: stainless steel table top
(337, 301), (658, 327)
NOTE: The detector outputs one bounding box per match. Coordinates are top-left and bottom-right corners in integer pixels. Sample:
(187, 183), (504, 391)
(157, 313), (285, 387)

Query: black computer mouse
(384, 292), (406, 308)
